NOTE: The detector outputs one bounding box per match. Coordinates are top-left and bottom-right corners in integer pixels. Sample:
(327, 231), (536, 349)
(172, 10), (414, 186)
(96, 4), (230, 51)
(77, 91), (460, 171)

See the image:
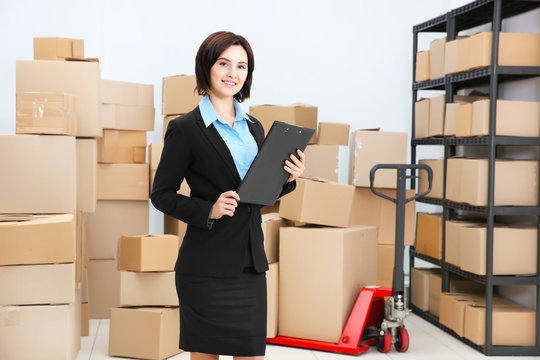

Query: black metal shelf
(446, 136), (540, 146)
(413, 77), (445, 90)
(445, 200), (540, 215)
(409, 248), (442, 266)
(417, 197), (443, 206)
(411, 138), (444, 146)
(413, 14), (447, 33)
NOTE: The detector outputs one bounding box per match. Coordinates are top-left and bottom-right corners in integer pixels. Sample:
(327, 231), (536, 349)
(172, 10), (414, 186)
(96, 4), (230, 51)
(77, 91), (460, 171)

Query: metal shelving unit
(409, 0), (540, 356)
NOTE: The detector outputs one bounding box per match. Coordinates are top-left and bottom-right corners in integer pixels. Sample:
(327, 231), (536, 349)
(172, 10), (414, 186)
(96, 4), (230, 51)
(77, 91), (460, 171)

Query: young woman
(151, 31), (305, 360)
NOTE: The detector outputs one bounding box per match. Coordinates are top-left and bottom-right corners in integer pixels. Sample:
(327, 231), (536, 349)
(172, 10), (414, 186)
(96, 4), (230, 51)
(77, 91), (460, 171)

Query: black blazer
(151, 107), (295, 277)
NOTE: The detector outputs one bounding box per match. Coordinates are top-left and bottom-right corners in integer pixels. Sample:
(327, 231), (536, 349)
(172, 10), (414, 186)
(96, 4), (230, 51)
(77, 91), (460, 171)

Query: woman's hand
(210, 190), (240, 219)
(284, 149), (306, 183)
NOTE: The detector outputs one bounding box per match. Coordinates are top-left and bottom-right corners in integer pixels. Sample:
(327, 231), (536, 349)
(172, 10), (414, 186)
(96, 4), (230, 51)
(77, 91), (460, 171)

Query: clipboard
(237, 121), (315, 206)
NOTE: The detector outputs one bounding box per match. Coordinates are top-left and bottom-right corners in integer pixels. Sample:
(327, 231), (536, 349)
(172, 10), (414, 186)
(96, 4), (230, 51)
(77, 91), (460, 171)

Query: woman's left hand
(284, 149), (306, 182)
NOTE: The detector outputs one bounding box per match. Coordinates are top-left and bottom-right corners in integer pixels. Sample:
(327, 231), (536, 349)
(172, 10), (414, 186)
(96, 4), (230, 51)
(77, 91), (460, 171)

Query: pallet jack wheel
(396, 327), (409, 352)
(377, 331), (392, 353)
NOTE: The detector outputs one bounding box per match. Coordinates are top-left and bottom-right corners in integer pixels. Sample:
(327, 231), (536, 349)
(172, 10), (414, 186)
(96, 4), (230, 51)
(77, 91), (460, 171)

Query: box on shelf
(414, 98), (429, 139)
(162, 74), (202, 115)
(76, 138), (97, 213)
(445, 102), (472, 136)
(101, 103), (155, 131)
(302, 145), (346, 183)
(377, 244), (394, 288)
(317, 122), (349, 146)
(411, 267), (441, 311)
(472, 99), (540, 137)
(16, 92), (77, 135)
(429, 37), (446, 79)
(428, 95), (445, 137)
(415, 213), (443, 259)
(101, 79), (153, 107)
(97, 129), (147, 164)
(262, 213), (287, 264)
(415, 50), (430, 82)
(445, 220), (478, 267)
(34, 37), (84, 60)
(444, 36), (470, 75)
(118, 234), (179, 272)
(119, 271), (177, 306)
(428, 273), (484, 317)
(267, 263), (279, 338)
(97, 163), (149, 201)
(88, 259), (120, 319)
(418, 159), (443, 199)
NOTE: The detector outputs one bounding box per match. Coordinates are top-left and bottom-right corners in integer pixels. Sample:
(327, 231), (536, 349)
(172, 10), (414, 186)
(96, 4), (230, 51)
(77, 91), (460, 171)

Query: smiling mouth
(223, 80), (237, 87)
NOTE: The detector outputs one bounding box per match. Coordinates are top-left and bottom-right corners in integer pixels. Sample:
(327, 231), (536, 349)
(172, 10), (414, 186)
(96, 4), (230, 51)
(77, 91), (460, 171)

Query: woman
(151, 31), (305, 360)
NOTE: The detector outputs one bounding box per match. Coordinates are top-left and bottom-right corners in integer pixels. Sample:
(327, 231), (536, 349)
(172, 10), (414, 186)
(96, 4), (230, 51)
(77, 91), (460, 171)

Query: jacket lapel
(246, 116), (264, 150)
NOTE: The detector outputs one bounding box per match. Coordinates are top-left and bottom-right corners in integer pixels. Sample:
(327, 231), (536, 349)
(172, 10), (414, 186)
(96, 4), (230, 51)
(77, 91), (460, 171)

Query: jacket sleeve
(150, 119), (214, 230)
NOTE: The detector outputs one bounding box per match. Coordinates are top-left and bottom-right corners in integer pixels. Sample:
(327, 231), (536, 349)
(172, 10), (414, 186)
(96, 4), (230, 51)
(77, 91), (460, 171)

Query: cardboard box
(262, 213), (286, 264)
(445, 102), (472, 136)
(415, 213), (443, 259)
(119, 271), (178, 306)
(460, 225), (537, 275)
(16, 60), (101, 137)
(440, 292), (485, 336)
(163, 115), (180, 140)
(350, 187), (416, 245)
(81, 302), (89, 336)
(377, 244), (394, 288)
(75, 212), (86, 283)
(428, 274), (484, 317)
(88, 259), (120, 318)
(249, 103), (318, 143)
(86, 200), (149, 260)
(97, 163), (149, 201)
(0, 263), (74, 306)
(317, 122), (349, 145)
(350, 130), (408, 188)
(279, 178), (354, 227)
(0, 303), (79, 360)
(16, 92), (77, 135)
(445, 220), (476, 267)
(303, 145), (340, 182)
(267, 262), (278, 338)
(118, 234), (179, 272)
(76, 138), (97, 213)
(262, 201), (280, 215)
(472, 99), (540, 137)
(418, 159), (443, 199)
(0, 135), (76, 214)
(415, 50), (430, 82)
(444, 37), (469, 74)
(279, 226), (377, 343)
(0, 214), (75, 266)
(414, 98), (430, 139)
(101, 79), (153, 107)
(34, 37), (84, 60)
(428, 95), (445, 137)
(411, 267), (440, 311)
(162, 74), (201, 115)
(109, 307), (181, 360)
(429, 37), (446, 79)
(102, 103), (155, 131)
(97, 129), (147, 164)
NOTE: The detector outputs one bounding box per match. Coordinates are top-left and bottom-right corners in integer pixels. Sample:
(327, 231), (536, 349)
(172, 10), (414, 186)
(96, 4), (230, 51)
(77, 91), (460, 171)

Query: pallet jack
(267, 164), (433, 354)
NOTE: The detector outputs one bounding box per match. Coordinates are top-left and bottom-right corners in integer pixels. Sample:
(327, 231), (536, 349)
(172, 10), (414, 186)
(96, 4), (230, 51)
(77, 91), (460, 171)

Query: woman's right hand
(210, 190), (240, 219)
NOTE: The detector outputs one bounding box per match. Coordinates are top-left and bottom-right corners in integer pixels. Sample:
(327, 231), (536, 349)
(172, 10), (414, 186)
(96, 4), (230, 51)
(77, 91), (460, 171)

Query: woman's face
(209, 45), (248, 99)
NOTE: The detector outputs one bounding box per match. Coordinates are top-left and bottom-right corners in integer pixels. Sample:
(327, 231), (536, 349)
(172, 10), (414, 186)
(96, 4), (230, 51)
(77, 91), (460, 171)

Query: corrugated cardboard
(350, 187), (415, 245)
(109, 307), (181, 360)
(415, 50), (430, 82)
(428, 274), (484, 317)
(350, 130), (408, 188)
(411, 268), (440, 311)
(317, 122), (349, 145)
(16, 92), (77, 135)
(118, 235), (179, 272)
(16, 60), (101, 137)
(415, 213), (443, 259)
(377, 244), (394, 288)
(279, 226), (377, 343)
(76, 138), (97, 213)
(88, 259), (120, 318)
(468, 32), (540, 69)
(279, 178), (354, 228)
(303, 145), (340, 182)
(429, 37), (446, 79)
(445, 220), (477, 267)
(119, 271), (178, 306)
(162, 74), (201, 115)
(101, 103), (155, 131)
(0, 134), (76, 214)
(0, 214), (75, 266)
(444, 36), (470, 74)
(81, 302), (89, 336)
(0, 263), (75, 306)
(97, 163), (149, 200)
(97, 129), (147, 164)
(75, 213), (85, 283)
(472, 99), (540, 137)
(445, 102), (472, 136)
(101, 79), (153, 107)
(267, 263), (278, 338)
(428, 95), (445, 137)
(34, 37), (84, 60)
(86, 200), (149, 260)
(262, 213), (286, 264)
(414, 98), (430, 139)
(418, 159), (443, 199)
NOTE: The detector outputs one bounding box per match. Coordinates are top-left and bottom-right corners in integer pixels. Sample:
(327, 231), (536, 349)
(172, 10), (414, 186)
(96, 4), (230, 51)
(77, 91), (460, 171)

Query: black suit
(151, 106), (295, 277)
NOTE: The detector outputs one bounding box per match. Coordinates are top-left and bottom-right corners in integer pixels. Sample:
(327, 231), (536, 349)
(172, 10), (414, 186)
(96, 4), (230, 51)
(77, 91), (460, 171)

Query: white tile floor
(76, 314), (538, 360)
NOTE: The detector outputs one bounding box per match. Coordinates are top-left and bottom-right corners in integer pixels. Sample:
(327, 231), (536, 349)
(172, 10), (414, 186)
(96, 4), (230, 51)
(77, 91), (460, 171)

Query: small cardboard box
(445, 220), (477, 267)
(16, 92), (77, 135)
(88, 259), (121, 319)
(350, 130), (408, 188)
(97, 163), (149, 201)
(472, 99), (540, 137)
(101, 103), (155, 131)
(415, 50), (430, 82)
(76, 138), (97, 213)
(97, 129), (147, 164)
(118, 234), (179, 272)
(428, 95), (445, 137)
(303, 145), (347, 183)
(414, 98), (430, 139)
(411, 267), (440, 311)
(440, 293), (485, 336)
(34, 37), (84, 60)
(109, 307), (181, 360)
(418, 159), (444, 199)
(267, 262), (279, 338)
(0, 214), (75, 266)
(101, 79), (154, 107)
(317, 122), (350, 146)
(279, 226), (377, 343)
(429, 37), (446, 79)
(162, 74), (202, 115)
(445, 102), (472, 136)
(119, 271), (178, 306)
(444, 36), (470, 74)
(428, 274), (484, 317)
(377, 244), (394, 288)
(279, 178), (354, 228)
(415, 213), (443, 259)
(262, 213), (287, 264)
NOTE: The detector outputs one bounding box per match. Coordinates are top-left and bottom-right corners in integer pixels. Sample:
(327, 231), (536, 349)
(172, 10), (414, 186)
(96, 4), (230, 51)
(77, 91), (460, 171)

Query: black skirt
(175, 267), (267, 356)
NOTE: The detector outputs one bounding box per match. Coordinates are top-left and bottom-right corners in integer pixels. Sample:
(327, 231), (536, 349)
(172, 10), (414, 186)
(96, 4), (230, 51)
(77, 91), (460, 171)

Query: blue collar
(199, 95), (252, 128)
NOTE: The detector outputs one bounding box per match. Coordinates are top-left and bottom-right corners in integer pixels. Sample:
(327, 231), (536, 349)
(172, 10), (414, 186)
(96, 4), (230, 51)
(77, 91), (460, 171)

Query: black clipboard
(237, 121), (315, 206)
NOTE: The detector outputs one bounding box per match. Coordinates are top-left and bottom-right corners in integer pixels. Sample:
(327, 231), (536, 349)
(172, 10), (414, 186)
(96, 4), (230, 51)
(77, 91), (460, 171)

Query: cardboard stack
(161, 74), (202, 139)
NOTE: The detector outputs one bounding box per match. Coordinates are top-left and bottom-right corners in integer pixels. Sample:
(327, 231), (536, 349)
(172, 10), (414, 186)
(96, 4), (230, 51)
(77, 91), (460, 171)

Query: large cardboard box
(428, 274), (484, 317)
(377, 244), (394, 288)
(101, 103), (155, 131)
(415, 50), (430, 82)
(118, 235), (179, 272)
(414, 98), (430, 139)
(317, 122), (349, 145)
(16, 60), (101, 137)
(162, 74), (201, 115)
(429, 37), (446, 79)
(249, 104), (318, 143)
(86, 200), (149, 260)
(472, 99), (540, 137)
(101, 79), (153, 107)
(97, 129), (147, 164)
(415, 213), (443, 259)
(16, 92), (77, 135)
(109, 307), (181, 360)
(33, 37), (84, 60)
(350, 130), (408, 188)
(418, 159), (443, 199)
(262, 213), (286, 264)
(445, 102), (472, 136)
(0, 303), (79, 360)
(88, 259), (120, 318)
(445, 220), (477, 267)
(279, 178), (354, 228)
(350, 187), (416, 245)
(279, 226), (377, 343)
(428, 95), (445, 137)
(267, 262), (278, 338)
(468, 32), (540, 69)
(119, 271), (178, 306)
(0, 214), (75, 266)
(76, 138), (97, 213)
(411, 267), (440, 311)
(97, 163), (149, 201)
(0, 135), (76, 214)
(303, 145), (342, 182)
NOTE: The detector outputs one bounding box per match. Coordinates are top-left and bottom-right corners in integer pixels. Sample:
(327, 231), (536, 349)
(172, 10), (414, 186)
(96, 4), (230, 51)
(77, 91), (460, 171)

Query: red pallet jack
(267, 164), (433, 354)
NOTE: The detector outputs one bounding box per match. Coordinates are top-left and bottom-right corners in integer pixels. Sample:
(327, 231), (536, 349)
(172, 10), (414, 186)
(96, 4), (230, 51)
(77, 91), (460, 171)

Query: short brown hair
(195, 31), (254, 102)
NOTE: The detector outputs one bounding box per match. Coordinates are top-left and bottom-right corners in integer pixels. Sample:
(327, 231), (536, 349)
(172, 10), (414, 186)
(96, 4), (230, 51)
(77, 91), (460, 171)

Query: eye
(219, 62), (228, 67)
(238, 64), (246, 70)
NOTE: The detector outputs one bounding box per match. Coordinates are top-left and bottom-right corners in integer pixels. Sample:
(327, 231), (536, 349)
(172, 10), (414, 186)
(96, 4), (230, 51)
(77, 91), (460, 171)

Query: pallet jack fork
(267, 164), (433, 354)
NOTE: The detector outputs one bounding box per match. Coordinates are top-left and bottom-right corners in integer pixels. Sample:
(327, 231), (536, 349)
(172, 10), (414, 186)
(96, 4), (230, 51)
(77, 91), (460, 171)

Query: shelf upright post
(411, 27), (419, 190)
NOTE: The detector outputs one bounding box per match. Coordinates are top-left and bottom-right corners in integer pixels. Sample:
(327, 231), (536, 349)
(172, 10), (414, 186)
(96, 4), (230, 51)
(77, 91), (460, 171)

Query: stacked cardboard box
(161, 74), (202, 138)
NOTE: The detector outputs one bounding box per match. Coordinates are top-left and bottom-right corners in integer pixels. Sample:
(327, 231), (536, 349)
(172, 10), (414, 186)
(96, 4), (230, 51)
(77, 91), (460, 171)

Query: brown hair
(195, 31), (254, 102)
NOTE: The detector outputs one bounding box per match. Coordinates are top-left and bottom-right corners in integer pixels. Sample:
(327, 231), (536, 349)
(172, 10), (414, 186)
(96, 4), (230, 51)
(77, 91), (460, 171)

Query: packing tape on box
(1, 306), (20, 326)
